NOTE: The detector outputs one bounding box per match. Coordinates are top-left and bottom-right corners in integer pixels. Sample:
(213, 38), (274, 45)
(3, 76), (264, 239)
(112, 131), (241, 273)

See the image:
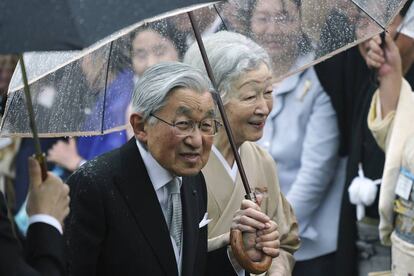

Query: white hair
(131, 62), (213, 123)
(183, 31), (271, 103)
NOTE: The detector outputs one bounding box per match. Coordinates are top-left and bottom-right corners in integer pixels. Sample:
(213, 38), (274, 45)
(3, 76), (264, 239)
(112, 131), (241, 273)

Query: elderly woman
(184, 31), (300, 275)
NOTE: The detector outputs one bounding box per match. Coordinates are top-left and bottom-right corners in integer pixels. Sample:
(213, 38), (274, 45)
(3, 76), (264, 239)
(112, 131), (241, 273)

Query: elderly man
(64, 62), (279, 276)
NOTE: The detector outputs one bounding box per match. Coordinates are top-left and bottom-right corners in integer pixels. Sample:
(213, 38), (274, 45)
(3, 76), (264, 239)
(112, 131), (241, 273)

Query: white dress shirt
(136, 140), (183, 275)
(28, 214), (63, 234)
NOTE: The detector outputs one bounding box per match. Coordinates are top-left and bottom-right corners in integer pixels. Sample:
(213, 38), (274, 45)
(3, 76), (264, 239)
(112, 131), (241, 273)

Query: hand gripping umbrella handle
(230, 194), (272, 274)
(34, 153), (48, 181)
(230, 229), (272, 274)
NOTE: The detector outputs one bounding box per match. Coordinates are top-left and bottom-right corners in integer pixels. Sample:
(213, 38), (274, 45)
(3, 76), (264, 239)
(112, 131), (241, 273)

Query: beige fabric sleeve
(367, 90), (396, 151)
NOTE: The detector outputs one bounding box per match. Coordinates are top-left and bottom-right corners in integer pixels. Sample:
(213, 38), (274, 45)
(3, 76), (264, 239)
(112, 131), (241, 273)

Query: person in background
(365, 31), (414, 275)
(0, 54), (20, 219)
(247, 0), (346, 274)
(0, 55), (18, 116)
(310, 1), (414, 274)
(130, 20), (186, 83)
(0, 158), (70, 275)
(47, 40), (134, 174)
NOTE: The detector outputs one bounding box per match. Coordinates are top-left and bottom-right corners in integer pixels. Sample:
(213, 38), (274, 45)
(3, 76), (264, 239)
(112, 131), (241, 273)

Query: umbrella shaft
(187, 11), (254, 200)
(19, 54), (47, 180)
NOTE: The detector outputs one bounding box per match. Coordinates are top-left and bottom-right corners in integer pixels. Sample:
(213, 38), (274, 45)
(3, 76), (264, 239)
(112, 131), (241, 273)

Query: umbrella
(2, 1), (219, 178)
(2, 0), (409, 136)
(0, 0), (219, 53)
(1, 0), (409, 272)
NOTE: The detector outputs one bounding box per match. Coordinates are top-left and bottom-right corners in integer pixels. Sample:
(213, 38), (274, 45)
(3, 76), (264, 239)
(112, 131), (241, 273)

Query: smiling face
(131, 30), (179, 76)
(134, 87), (215, 176)
(223, 63), (273, 146)
(250, 0), (301, 65)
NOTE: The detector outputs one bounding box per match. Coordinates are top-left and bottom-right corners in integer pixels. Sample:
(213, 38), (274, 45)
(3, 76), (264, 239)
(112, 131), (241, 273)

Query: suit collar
(135, 139), (175, 191)
(115, 138), (178, 276)
(115, 138), (200, 276)
(180, 176), (200, 276)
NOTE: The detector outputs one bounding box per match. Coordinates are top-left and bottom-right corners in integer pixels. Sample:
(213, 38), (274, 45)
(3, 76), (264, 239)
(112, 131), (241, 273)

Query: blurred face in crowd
(250, 0), (301, 64)
(170, 8), (216, 33)
(220, 0), (250, 33)
(223, 62), (273, 147)
(80, 50), (107, 89)
(133, 88), (215, 176)
(131, 30), (179, 76)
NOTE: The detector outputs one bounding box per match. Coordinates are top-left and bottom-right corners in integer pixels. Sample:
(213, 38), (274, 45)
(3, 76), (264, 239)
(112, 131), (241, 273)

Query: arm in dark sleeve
(0, 192), (65, 276)
(207, 246), (237, 276)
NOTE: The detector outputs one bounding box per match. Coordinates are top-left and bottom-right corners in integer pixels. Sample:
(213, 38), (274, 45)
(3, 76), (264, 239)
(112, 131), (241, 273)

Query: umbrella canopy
(0, 2), (219, 137)
(0, 0), (219, 53)
(0, 0), (408, 138)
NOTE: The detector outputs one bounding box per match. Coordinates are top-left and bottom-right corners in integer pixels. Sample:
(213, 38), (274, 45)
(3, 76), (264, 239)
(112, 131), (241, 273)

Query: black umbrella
(0, 0), (218, 53)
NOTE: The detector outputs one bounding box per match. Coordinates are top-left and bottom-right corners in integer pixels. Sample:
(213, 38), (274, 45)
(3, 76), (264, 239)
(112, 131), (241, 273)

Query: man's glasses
(150, 113), (222, 137)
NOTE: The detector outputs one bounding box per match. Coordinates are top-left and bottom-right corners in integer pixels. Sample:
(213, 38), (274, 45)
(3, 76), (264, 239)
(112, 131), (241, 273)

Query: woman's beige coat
(202, 141), (300, 275)
(368, 78), (414, 245)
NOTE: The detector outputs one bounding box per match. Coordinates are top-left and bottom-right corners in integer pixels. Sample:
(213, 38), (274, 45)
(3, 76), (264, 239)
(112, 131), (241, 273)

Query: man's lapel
(180, 176), (200, 276)
(115, 139), (178, 276)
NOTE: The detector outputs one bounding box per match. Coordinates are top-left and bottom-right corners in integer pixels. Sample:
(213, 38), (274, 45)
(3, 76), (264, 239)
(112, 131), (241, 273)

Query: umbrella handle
(230, 229), (273, 274)
(34, 153), (48, 181)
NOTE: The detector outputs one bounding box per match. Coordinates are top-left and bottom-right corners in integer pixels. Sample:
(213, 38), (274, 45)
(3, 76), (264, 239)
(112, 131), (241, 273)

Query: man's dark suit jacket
(65, 138), (235, 276)
(0, 192), (65, 276)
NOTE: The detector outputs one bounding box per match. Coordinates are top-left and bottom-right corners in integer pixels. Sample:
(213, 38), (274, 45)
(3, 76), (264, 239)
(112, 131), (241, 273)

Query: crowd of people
(1, 0), (414, 275)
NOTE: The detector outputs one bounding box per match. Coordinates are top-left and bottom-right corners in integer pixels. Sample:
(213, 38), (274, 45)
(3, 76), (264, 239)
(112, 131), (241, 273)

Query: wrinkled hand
(47, 138), (82, 171)
(256, 220), (280, 258)
(231, 197), (279, 261)
(26, 157), (70, 226)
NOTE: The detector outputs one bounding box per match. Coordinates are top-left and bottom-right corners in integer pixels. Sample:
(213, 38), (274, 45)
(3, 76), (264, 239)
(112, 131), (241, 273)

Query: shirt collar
(136, 139), (176, 192)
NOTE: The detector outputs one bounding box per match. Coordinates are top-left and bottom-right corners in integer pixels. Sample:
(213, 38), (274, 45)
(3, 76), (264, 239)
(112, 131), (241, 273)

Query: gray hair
(131, 62), (214, 123)
(183, 31), (271, 103)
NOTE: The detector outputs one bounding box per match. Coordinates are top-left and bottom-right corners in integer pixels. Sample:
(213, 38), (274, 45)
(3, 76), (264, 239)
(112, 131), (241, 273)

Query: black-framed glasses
(150, 113), (222, 137)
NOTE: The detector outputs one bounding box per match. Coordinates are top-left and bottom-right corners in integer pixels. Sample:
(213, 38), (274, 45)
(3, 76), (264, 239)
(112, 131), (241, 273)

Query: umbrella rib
(187, 11), (254, 200)
(351, 0), (386, 30)
(213, 4), (228, 31)
(101, 41), (114, 134)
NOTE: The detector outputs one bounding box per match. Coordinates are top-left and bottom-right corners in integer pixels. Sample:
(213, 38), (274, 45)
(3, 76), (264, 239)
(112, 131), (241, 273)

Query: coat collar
(115, 138), (177, 275)
(180, 175), (200, 276)
(115, 138), (199, 276)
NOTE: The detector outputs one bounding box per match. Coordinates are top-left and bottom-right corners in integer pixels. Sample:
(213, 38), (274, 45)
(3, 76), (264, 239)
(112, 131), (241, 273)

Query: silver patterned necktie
(166, 177), (182, 253)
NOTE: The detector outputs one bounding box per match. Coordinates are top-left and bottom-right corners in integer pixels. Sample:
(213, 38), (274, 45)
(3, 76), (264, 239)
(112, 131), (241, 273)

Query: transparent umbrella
(0, 0), (408, 272)
(1, 0), (408, 137)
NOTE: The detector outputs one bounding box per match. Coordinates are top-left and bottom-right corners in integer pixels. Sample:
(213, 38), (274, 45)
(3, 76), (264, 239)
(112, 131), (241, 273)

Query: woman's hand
(231, 197), (280, 261)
